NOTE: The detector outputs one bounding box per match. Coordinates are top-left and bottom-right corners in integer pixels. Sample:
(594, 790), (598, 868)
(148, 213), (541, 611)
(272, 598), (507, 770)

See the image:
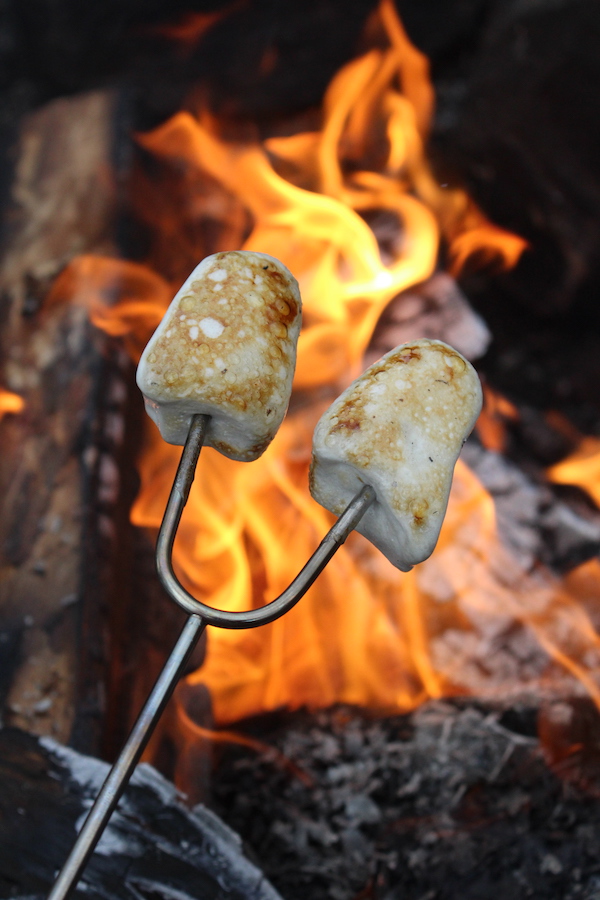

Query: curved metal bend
(156, 414), (376, 627)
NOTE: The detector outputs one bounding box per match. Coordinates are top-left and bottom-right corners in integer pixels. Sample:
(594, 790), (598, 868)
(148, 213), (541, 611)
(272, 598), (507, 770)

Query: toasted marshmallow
(309, 339), (482, 570)
(136, 251), (302, 460)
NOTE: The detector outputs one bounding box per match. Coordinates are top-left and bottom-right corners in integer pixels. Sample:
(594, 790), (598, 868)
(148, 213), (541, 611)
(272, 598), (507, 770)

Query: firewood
(0, 90), (126, 750)
(0, 726), (281, 900)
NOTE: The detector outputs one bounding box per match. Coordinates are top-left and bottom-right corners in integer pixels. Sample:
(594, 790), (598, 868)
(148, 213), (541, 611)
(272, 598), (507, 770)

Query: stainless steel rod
(48, 415), (211, 900)
(47, 613), (206, 900)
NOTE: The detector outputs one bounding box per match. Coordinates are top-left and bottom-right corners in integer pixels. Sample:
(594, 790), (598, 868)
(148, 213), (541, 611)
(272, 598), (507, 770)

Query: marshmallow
(137, 251), (302, 460)
(309, 339), (482, 571)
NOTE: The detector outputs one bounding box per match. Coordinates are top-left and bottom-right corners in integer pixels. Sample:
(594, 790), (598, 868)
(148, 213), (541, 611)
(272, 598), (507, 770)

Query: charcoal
(209, 701), (600, 900)
(462, 440), (600, 572)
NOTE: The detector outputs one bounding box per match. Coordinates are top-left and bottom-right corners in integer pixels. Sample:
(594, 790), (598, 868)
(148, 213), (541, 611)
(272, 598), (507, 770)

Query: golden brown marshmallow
(309, 339), (482, 570)
(137, 250), (302, 460)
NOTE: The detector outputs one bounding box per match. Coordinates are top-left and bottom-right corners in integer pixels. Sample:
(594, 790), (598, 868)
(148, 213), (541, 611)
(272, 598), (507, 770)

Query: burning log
(0, 89), (132, 752)
(0, 726), (282, 900)
(0, 87), (210, 763)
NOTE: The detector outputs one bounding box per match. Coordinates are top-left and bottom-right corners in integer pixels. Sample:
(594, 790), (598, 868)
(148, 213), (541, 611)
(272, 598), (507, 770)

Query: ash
(210, 701), (600, 900)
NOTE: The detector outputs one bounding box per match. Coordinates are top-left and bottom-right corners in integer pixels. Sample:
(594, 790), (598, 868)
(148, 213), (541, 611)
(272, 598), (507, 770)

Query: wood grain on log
(0, 90), (120, 746)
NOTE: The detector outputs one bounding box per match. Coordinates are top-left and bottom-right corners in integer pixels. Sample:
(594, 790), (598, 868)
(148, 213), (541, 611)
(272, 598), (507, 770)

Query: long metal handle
(49, 414), (375, 899)
(48, 415), (212, 900)
(47, 614), (206, 900)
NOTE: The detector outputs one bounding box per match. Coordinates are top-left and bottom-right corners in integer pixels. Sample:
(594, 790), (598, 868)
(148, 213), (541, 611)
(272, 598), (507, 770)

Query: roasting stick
(48, 413), (375, 900)
(50, 255), (482, 896)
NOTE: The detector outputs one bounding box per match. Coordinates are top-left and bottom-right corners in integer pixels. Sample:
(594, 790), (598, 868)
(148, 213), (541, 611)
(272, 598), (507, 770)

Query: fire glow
(0, 389), (24, 420)
(49, 0), (600, 729)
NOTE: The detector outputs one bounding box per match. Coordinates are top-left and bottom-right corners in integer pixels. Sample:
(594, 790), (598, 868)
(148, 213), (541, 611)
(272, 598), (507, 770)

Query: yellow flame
(548, 436), (600, 507)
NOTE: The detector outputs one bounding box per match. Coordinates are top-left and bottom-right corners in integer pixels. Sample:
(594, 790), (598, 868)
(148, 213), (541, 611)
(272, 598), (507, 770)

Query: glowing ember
(0, 390), (24, 420)
(48, 0), (600, 730)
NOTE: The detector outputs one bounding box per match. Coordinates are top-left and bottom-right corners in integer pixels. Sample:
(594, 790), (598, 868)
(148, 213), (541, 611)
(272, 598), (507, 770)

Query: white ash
(40, 737), (141, 858)
(365, 272), (490, 368)
(38, 735), (283, 898)
(461, 441), (600, 572)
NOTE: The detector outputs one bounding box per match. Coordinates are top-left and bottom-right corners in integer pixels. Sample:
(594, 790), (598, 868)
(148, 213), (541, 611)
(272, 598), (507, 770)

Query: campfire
(48, 0), (596, 725)
(2, 0), (600, 897)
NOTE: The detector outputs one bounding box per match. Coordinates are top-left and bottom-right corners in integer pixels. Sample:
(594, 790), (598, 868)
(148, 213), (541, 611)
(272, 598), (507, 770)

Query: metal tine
(48, 413), (375, 900)
(47, 414), (212, 900)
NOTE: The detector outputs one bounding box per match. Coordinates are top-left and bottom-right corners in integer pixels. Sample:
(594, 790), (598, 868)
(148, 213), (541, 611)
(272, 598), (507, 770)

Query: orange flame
(0, 390), (24, 420)
(47, 255), (171, 362)
(547, 436), (600, 508)
(476, 383), (519, 453)
(144, 0), (241, 50)
(51, 0), (600, 731)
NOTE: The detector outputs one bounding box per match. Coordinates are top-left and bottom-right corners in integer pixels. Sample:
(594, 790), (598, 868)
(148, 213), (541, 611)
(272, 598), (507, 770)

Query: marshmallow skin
(309, 339), (482, 571)
(136, 251), (302, 459)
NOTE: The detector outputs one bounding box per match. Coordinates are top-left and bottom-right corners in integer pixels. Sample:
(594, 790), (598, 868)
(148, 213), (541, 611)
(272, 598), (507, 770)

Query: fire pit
(2, 0), (600, 897)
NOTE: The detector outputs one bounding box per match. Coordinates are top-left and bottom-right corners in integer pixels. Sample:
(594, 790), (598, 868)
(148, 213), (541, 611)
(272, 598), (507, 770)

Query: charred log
(0, 726), (281, 900)
(0, 85), (207, 758)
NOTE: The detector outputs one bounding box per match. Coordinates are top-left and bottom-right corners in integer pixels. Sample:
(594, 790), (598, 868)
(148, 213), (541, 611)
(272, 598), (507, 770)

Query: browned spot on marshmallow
(309, 338), (483, 570)
(137, 250), (302, 456)
(398, 348), (422, 364)
(331, 415), (362, 433)
(409, 498), (429, 528)
(141, 251), (298, 417)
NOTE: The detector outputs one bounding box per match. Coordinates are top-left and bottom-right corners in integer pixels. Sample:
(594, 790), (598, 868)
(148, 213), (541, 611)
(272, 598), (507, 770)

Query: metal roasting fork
(49, 413), (375, 899)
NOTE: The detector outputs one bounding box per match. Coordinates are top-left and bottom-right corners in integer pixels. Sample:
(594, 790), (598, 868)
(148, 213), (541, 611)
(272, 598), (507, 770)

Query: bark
(0, 90), (123, 749)
(0, 726), (281, 900)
